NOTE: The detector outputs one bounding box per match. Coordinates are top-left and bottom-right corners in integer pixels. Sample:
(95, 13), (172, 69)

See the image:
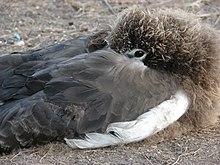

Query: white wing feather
(65, 89), (189, 149)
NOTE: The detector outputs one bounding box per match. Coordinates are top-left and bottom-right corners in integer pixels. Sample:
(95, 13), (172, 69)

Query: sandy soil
(0, 0), (219, 164)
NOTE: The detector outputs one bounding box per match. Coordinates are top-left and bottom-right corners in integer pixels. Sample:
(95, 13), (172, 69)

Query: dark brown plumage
(108, 8), (220, 135)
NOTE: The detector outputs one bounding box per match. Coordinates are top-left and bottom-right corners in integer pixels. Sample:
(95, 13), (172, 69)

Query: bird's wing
(43, 49), (178, 133)
(0, 31), (108, 101)
(0, 48), (177, 152)
(65, 90), (189, 149)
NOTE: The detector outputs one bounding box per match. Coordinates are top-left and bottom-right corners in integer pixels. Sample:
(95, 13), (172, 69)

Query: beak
(126, 52), (135, 58)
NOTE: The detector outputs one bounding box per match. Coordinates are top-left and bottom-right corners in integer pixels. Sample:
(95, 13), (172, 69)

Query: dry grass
(0, 0), (219, 164)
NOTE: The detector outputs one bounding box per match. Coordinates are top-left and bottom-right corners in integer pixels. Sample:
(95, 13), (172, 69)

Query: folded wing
(0, 45), (177, 153)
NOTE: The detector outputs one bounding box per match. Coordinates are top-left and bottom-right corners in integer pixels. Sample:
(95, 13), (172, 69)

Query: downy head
(108, 8), (220, 128)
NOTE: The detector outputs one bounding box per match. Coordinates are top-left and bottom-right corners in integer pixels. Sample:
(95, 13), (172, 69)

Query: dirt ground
(0, 0), (219, 164)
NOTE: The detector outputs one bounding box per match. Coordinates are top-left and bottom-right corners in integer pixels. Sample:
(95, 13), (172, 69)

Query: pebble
(15, 40), (25, 46)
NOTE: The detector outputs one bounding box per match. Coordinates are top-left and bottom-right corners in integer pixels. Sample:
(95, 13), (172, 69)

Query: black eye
(134, 50), (145, 57)
(103, 40), (109, 47)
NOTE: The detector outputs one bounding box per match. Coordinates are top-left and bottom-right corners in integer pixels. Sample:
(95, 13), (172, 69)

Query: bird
(0, 42), (185, 153)
(0, 29), (185, 153)
(66, 8), (220, 148)
(0, 7), (219, 153)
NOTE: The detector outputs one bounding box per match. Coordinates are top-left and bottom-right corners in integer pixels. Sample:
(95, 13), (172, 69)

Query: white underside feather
(65, 90), (190, 149)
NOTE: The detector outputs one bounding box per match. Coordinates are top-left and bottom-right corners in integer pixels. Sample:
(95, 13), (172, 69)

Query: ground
(0, 0), (219, 164)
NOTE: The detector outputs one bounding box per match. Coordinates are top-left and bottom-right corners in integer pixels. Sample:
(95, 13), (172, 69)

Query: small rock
(79, 24), (89, 32)
(151, 145), (157, 149)
(15, 40), (25, 46)
(68, 21), (74, 26)
(6, 39), (14, 45)
(71, 1), (82, 11)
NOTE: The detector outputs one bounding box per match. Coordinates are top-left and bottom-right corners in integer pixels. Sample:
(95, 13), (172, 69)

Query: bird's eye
(134, 50), (145, 57)
(103, 40), (109, 46)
